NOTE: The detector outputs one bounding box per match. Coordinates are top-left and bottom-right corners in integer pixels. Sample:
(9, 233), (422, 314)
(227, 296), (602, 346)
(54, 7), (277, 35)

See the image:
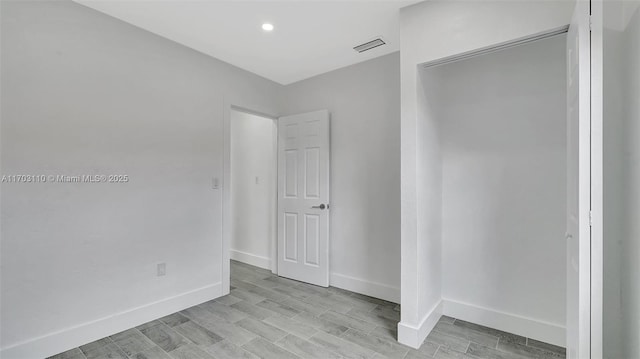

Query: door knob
(311, 204), (327, 210)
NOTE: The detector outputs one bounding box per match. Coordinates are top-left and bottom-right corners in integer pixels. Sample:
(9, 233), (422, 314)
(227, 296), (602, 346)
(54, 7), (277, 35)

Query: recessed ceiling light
(262, 23), (274, 32)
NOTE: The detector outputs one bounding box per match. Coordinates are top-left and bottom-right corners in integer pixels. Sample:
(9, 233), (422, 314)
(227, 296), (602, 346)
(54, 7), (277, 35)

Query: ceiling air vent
(353, 38), (386, 53)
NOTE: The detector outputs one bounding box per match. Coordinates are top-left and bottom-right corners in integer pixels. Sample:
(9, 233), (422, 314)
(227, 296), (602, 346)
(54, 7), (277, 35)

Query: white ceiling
(74, 0), (420, 85)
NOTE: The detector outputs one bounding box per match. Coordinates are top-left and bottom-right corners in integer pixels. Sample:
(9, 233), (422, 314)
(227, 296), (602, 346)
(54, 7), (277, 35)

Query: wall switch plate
(212, 177), (219, 189)
(157, 263), (166, 276)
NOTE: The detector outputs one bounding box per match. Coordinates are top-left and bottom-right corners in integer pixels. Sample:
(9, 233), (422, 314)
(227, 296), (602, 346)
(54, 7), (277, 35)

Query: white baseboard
(0, 282), (222, 359)
(398, 300), (443, 349)
(442, 299), (566, 347)
(230, 249), (271, 270)
(329, 272), (400, 303)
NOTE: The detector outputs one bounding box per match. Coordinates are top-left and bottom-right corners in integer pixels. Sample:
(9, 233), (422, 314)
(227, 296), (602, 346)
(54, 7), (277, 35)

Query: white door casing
(277, 110), (330, 287)
(589, 1), (604, 357)
(566, 1), (593, 357)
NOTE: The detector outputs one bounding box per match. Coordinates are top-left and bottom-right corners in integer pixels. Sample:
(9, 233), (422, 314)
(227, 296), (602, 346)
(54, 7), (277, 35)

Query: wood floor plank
(299, 293), (353, 314)
(79, 338), (113, 355)
(276, 334), (341, 359)
(231, 300), (278, 320)
(181, 307), (257, 346)
(404, 340), (440, 359)
(426, 330), (470, 352)
(233, 280), (287, 302)
(292, 312), (349, 337)
(262, 314), (317, 339)
(280, 296), (330, 317)
(110, 328), (156, 357)
(309, 331), (377, 359)
(466, 342), (530, 359)
(435, 346), (473, 359)
(139, 322), (190, 352)
(262, 275), (302, 288)
(405, 349), (435, 359)
(319, 310), (377, 333)
(199, 300), (247, 323)
(131, 346), (173, 359)
(236, 317), (288, 342)
(256, 299), (300, 318)
(242, 337), (301, 359)
(371, 304), (401, 322)
(498, 340), (566, 359)
(230, 288), (267, 304)
(215, 294), (243, 306)
(370, 325), (397, 342)
(169, 344), (216, 359)
(174, 321), (223, 346)
(346, 307), (397, 329)
(205, 340), (260, 359)
(180, 305), (224, 326)
(339, 328), (409, 359)
(271, 284), (315, 301)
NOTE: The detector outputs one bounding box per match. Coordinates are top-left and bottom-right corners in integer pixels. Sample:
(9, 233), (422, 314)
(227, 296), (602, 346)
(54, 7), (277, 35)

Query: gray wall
(603, 8), (624, 359)
(621, 5), (640, 358)
(281, 53), (401, 302)
(0, 1), (281, 356)
(1, 2), (402, 356)
(603, 3), (640, 358)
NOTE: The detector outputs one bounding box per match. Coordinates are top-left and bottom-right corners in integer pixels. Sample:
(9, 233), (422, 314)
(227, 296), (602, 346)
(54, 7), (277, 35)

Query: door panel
(284, 213), (298, 261)
(284, 150), (298, 197)
(277, 110), (330, 286)
(305, 148), (320, 198)
(304, 214), (320, 265)
(566, 1), (592, 357)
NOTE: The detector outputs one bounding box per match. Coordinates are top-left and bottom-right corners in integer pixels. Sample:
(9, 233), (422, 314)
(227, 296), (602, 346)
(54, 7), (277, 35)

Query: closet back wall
(429, 35), (567, 337)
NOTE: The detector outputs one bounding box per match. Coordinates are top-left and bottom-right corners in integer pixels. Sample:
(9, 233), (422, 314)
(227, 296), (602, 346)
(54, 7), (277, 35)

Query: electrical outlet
(157, 263), (166, 277)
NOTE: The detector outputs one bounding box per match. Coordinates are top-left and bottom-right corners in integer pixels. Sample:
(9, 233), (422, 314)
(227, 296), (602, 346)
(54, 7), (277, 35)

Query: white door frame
(590, 0), (604, 356)
(222, 100), (279, 295)
(566, 0), (603, 355)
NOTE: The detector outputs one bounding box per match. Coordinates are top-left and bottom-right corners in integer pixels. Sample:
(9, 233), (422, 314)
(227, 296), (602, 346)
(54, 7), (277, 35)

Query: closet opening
(417, 32), (568, 347)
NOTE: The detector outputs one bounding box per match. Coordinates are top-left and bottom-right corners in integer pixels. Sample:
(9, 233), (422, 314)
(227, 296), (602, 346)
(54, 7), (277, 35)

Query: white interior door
(277, 110), (330, 287)
(566, 1), (592, 357)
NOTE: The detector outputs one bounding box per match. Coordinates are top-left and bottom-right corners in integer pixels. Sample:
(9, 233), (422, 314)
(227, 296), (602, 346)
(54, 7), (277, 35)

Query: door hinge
(589, 15), (593, 32)
(589, 211), (593, 227)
